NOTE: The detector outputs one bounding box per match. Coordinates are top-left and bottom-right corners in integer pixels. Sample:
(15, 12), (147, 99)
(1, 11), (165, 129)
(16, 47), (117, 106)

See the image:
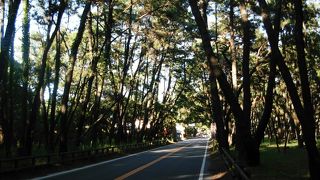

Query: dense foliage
(0, 0), (319, 178)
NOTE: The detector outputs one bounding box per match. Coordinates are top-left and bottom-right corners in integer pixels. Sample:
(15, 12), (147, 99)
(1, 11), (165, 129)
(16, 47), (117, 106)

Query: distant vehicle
(176, 131), (182, 141)
(197, 132), (208, 138)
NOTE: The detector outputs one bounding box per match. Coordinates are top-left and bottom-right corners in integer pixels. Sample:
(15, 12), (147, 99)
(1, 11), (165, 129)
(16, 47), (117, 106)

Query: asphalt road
(33, 138), (211, 180)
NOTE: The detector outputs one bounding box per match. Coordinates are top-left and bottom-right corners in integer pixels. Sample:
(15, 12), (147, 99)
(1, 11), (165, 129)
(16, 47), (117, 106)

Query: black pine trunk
(294, 0), (320, 178)
(188, 0), (258, 165)
(59, 2), (91, 152)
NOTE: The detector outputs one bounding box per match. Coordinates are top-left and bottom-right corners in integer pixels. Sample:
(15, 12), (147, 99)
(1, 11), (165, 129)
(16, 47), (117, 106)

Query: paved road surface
(34, 138), (216, 180)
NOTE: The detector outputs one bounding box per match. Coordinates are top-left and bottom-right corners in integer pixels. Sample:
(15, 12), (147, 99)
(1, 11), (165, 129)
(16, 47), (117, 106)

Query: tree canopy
(0, 0), (319, 178)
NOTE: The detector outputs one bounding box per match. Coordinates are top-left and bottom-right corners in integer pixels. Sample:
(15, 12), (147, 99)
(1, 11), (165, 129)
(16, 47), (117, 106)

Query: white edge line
(198, 139), (209, 180)
(33, 143), (173, 180)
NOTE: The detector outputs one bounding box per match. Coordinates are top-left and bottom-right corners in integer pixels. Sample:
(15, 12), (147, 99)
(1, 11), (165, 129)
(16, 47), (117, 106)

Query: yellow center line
(114, 144), (189, 180)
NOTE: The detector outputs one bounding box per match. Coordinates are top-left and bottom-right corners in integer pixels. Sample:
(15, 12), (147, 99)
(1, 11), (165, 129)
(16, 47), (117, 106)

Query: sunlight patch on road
(205, 171), (227, 179)
(185, 145), (206, 149)
(152, 149), (176, 153)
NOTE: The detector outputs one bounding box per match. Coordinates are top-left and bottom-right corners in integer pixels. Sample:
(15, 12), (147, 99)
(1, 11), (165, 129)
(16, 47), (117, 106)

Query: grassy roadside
(216, 139), (314, 179)
(248, 140), (310, 180)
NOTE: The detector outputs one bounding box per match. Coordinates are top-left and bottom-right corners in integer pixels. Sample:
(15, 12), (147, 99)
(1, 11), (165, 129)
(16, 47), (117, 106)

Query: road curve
(34, 138), (210, 180)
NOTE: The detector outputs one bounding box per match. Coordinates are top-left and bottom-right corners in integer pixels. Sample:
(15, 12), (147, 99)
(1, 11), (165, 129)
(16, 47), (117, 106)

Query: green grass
(249, 140), (310, 180)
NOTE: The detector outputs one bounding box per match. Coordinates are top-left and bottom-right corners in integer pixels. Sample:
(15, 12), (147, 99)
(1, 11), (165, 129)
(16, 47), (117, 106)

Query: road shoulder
(205, 143), (233, 179)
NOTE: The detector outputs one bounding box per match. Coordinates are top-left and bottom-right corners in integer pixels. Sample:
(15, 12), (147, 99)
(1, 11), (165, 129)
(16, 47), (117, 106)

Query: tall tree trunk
(103, 0), (114, 145)
(40, 76), (49, 150)
(188, 0), (258, 165)
(294, 0), (320, 178)
(253, 0), (281, 148)
(258, 0), (320, 178)
(210, 77), (229, 150)
(254, 60), (276, 147)
(238, 1), (253, 164)
(200, 0), (228, 150)
(48, 31), (61, 153)
(140, 55), (164, 141)
(25, 1), (66, 155)
(7, 26), (16, 157)
(115, 2), (133, 144)
(0, 0), (20, 81)
(42, 66), (51, 150)
(104, 0), (113, 68)
(229, 0), (237, 92)
(59, 2), (91, 152)
(21, 0), (30, 154)
(0, 0), (21, 157)
(239, 1), (251, 131)
(76, 12), (98, 147)
(90, 74), (104, 146)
